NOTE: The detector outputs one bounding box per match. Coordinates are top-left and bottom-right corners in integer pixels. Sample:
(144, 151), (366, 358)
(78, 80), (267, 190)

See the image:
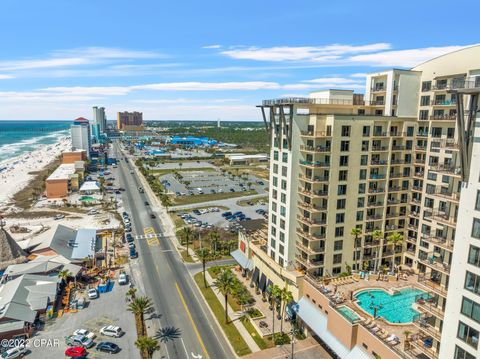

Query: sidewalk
(243, 337), (329, 359)
(205, 271), (262, 353)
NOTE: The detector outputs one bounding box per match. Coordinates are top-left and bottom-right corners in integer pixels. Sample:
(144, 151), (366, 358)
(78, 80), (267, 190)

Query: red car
(65, 346), (87, 357)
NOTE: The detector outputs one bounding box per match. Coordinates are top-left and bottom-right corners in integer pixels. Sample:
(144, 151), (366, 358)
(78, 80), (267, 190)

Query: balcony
(295, 255), (324, 269)
(426, 188), (460, 202)
(391, 145), (406, 151)
(297, 201), (328, 212)
(431, 210), (457, 227)
(365, 226), (382, 234)
(416, 132), (429, 137)
(406, 337), (439, 359)
(388, 186), (409, 193)
(413, 314), (442, 341)
(371, 146), (389, 152)
(297, 214), (327, 226)
(296, 240), (325, 255)
(299, 145), (331, 153)
(298, 174), (329, 183)
(370, 100), (385, 106)
(418, 274), (448, 297)
(416, 294), (445, 320)
(429, 164), (462, 176)
(371, 86), (386, 92)
(412, 185), (423, 192)
(298, 187), (329, 198)
(370, 160), (388, 166)
(372, 131), (388, 137)
(413, 171), (424, 179)
(300, 130), (331, 138)
(368, 187), (385, 194)
(420, 234), (454, 251)
(367, 201), (384, 208)
(429, 114), (456, 121)
(418, 252), (450, 274)
(450, 77), (480, 91)
(299, 160), (330, 168)
(296, 228), (326, 242)
(366, 214), (383, 220)
(415, 145), (427, 151)
(369, 173), (386, 180)
(364, 240), (381, 248)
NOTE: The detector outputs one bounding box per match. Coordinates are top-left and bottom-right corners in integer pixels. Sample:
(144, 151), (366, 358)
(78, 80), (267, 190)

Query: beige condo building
(230, 45), (480, 359)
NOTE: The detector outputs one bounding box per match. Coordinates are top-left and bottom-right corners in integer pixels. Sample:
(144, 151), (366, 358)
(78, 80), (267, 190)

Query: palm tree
(161, 194), (172, 212)
(279, 287), (293, 333)
(350, 228), (362, 272)
(268, 284), (281, 338)
(212, 269), (236, 324)
(372, 230), (384, 272)
(209, 230), (220, 256)
(196, 248), (211, 288)
(126, 287), (137, 300)
(128, 296), (154, 336)
(135, 336), (160, 359)
(57, 269), (71, 283)
(181, 227), (193, 257)
(387, 232), (404, 268)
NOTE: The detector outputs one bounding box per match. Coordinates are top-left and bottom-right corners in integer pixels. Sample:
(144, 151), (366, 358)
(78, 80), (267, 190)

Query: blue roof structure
(170, 136), (218, 146)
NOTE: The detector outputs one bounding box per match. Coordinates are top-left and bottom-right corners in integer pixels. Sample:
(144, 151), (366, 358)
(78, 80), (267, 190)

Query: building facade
(254, 45), (480, 359)
(117, 111), (143, 130)
(92, 106), (106, 140)
(70, 117), (91, 158)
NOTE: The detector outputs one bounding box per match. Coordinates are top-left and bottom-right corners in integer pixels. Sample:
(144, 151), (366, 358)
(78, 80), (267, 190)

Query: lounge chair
(367, 321), (377, 329)
(379, 331), (389, 339)
(371, 326), (381, 334)
(386, 334), (399, 343)
(363, 318), (372, 326)
(388, 339), (401, 346)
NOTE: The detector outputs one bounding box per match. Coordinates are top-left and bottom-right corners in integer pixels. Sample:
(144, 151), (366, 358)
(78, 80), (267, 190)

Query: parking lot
(160, 170), (268, 196)
(27, 275), (140, 359)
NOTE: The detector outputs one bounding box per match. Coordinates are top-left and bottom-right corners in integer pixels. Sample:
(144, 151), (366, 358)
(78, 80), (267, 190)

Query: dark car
(130, 249), (138, 259)
(150, 213), (156, 219)
(222, 211), (232, 218)
(96, 342), (120, 354)
(144, 201), (149, 206)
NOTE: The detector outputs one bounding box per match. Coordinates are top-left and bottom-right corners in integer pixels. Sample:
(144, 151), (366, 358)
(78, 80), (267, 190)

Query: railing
(297, 214), (327, 225)
(372, 132), (388, 137)
(450, 77), (480, 90)
(296, 240), (325, 255)
(416, 132), (429, 137)
(297, 201), (328, 211)
(296, 228), (326, 241)
(262, 97), (362, 106)
(368, 187), (385, 193)
(298, 187), (329, 197)
(300, 130), (331, 137)
(429, 115), (456, 121)
(372, 146), (388, 151)
(391, 145), (405, 150)
(429, 164), (462, 175)
(370, 160), (388, 165)
(431, 210), (457, 226)
(367, 201), (384, 207)
(299, 160), (330, 167)
(369, 174), (386, 179)
(298, 174), (329, 182)
(426, 188), (460, 201)
(431, 100), (457, 106)
(299, 145), (331, 152)
(412, 314), (442, 341)
(418, 252), (451, 274)
(415, 293), (445, 319)
(367, 214), (383, 220)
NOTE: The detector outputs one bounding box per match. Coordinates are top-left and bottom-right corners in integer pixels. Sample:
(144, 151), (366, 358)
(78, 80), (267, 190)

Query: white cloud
(40, 86), (131, 96)
(0, 74), (13, 79)
(221, 43), (391, 62)
(202, 44), (222, 49)
(131, 81), (281, 91)
(347, 45), (472, 67)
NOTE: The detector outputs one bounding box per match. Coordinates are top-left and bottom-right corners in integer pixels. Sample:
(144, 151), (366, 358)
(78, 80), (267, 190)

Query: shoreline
(0, 136), (72, 208)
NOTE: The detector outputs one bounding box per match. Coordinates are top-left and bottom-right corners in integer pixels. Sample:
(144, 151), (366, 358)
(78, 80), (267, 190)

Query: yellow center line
(175, 282), (211, 359)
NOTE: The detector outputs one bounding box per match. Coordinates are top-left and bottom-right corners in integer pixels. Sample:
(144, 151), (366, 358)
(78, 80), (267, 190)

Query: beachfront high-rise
(70, 117), (91, 158)
(92, 106), (107, 140)
(253, 45), (480, 358)
(117, 111), (143, 131)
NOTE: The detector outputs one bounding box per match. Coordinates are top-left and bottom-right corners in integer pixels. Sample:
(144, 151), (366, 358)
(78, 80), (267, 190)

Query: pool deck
(308, 273), (422, 347)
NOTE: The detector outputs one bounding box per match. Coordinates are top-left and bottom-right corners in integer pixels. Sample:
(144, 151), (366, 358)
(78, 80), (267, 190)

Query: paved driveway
(27, 277), (140, 359)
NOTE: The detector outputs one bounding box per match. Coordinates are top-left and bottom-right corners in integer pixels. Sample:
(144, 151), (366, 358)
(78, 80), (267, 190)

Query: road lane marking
(143, 227), (160, 246)
(175, 282), (211, 359)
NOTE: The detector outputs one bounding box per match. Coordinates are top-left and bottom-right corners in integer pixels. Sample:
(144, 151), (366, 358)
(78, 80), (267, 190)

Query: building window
(341, 126), (351, 137)
(282, 166), (288, 176)
(280, 206), (286, 216)
(422, 81), (432, 92)
(336, 213), (345, 224)
(273, 151), (279, 161)
(279, 232), (285, 243)
(419, 110), (429, 120)
(465, 271), (480, 296)
(361, 140), (369, 151)
(340, 140), (350, 152)
(468, 246), (480, 267)
(333, 254), (342, 264)
(281, 179), (287, 190)
(271, 214), (277, 224)
(271, 202), (277, 212)
(454, 345), (476, 359)
(358, 183), (366, 194)
(279, 244), (284, 255)
(280, 219), (285, 230)
(339, 170), (348, 181)
(335, 227), (344, 237)
(337, 185), (347, 195)
(334, 240), (343, 251)
(360, 155), (368, 166)
(339, 155), (349, 166)
(420, 96), (430, 106)
(272, 176), (278, 187)
(337, 199), (346, 209)
(282, 153), (288, 163)
(427, 171), (437, 181)
(280, 193), (286, 204)
(362, 126), (370, 136)
(457, 321), (479, 349)
(272, 189), (277, 200)
(472, 218), (480, 239)
(271, 226), (276, 236)
(476, 191), (480, 211)
(357, 197), (365, 208)
(273, 164), (278, 174)
(359, 169), (367, 180)
(332, 267), (341, 275)
(461, 296), (480, 324)
(356, 211), (364, 221)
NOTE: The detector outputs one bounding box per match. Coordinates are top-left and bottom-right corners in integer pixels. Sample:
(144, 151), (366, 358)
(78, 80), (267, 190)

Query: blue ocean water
(0, 120), (70, 163)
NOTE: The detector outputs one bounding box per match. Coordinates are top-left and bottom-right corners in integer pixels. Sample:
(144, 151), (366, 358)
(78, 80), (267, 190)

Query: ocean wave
(0, 129), (70, 163)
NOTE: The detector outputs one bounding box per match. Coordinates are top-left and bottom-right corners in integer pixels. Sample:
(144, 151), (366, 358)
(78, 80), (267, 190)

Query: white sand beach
(0, 136), (71, 207)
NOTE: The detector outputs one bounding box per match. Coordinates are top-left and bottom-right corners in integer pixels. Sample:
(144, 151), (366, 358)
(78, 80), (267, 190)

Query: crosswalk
(142, 227), (160, 246)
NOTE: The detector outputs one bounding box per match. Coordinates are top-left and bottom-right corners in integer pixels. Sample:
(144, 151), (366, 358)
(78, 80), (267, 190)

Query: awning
(251, 267), (260, 286)
(231, 249), (253, 270)
(294, 297), (370, 359)
(259, 273), (267, 292)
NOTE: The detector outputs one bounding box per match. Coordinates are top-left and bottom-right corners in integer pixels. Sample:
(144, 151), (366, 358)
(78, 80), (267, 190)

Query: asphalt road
(113, 142), (233, 359)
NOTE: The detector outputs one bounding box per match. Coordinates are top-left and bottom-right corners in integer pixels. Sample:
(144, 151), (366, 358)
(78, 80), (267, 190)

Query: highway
(112, 141), (233, 359)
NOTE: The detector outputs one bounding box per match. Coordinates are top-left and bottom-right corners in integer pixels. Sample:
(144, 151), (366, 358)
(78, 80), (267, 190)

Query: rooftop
(46, 163), (76, 181)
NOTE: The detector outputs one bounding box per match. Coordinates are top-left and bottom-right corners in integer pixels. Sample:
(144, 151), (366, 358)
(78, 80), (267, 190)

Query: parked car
(144, 201), (149, 206)
(54, 214), (65, 220)
(0, 345), (26, 359)
(87, 288), (98, 299)
(65, 334), (94, 348)
(118, 273), (128, 285)
(150, 213), (156, 219)
(65, 346), (87, 357)
(100, 326), (124, 338)
(96, 342), (120, 354)
(222, 211), (232, 218)
(125, 234), (133, 243)
(129, 249), (138, 259)
(73, 329), (96, 339)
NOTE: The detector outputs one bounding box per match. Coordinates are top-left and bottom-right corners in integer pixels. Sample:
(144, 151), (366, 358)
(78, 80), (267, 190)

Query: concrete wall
(62, 151), (86, 164)
(46, 179), (68, 199)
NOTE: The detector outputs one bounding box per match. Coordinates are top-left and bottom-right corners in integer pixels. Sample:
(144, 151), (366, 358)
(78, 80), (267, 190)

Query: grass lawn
(179, 249), (196, 263)
(149, 167), (217, 175)
(173, 190), (256, 206)
(237, 196), (268, 206)
(169, 212), (185, 229)
(241, 319), (273, 350)
(193, 273), (251, 356)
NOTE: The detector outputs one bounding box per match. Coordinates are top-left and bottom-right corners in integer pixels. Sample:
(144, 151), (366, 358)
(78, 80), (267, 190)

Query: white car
(100, 325), (123, 338)
(87, 288), (98, 299)
(118, 273), (128, 285)
(54, 214), (65, 220)
(73, 328), (96, 339)
(1, 345), (26, 359)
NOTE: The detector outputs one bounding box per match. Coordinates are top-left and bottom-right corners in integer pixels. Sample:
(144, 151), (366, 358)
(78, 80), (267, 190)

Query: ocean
(0, 120), (70, 163)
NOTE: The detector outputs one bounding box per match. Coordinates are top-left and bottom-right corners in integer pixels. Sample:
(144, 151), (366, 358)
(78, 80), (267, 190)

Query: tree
(268, 284), (281, 337)
(387, 232), (404, 268)
(181, 227), (193, 257)
(161, 194), (172, 212)
(350, 228), (362, 272)
(196, 248), (211, 288)
(128, 296), (154, 336)
(209, 230), (220, 255)
(280, 287), (293, 334)
(212, 269), (236, 324)
(372, 230), (384, 272)
(247, 181), (253, 190)
(57, 269), (71, 283)
(126, 287), (137, 300)
(135, 336), (160, 359)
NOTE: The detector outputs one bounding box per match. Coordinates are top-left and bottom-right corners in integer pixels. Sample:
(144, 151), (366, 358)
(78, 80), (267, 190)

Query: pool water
(355, 288), (428, 323)
(337, 306), (360, 323)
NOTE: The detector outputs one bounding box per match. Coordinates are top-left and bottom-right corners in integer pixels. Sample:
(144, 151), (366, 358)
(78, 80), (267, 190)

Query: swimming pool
(337, 306), (360, 323)
(355, 288), (428, 323)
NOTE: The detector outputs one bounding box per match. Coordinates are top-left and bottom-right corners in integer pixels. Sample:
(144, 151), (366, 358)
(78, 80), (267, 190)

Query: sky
(0, 0), (479, 121)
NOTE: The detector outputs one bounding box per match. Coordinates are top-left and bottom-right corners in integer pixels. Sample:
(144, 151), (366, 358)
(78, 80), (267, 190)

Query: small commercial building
(225, 153), (269, 166)
(79, 181), (101, 195)
(62, 150), (87, 164)
(45, 162), (85, 199)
